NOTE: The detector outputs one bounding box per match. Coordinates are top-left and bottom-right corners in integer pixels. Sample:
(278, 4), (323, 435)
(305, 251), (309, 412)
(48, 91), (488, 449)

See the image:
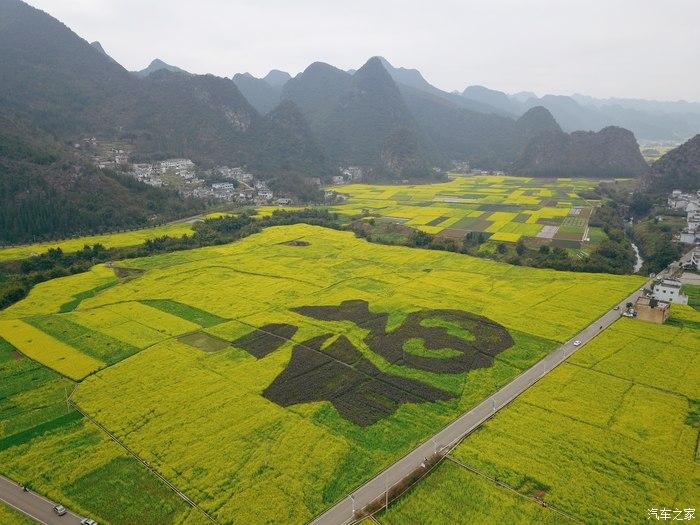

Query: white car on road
(573, 340), (582, 347)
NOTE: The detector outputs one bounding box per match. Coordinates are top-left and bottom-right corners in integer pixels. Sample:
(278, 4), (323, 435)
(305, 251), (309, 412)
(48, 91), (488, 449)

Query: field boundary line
(66, 387), (218, 525)
(443, 455), (582, 523)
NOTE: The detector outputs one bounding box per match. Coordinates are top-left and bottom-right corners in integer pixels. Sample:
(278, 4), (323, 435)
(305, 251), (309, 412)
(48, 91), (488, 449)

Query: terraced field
(378, 306), (700, 524)
(331, 174), (603, 248)
(0, 224), (643, 523)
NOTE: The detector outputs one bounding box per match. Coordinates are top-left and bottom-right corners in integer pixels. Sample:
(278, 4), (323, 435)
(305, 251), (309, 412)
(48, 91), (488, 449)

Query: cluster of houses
(452, 161), (470, 173)
(668, 189), (700, 245)
(131, 159), (198, 189)
(331, 166), (364, 185)
(627, 189), (700, 325)
(128, 161), (282, 204)
(450, 161), (504, 176)
(76, 137), (132, 170)
(131, 163), (162, 187)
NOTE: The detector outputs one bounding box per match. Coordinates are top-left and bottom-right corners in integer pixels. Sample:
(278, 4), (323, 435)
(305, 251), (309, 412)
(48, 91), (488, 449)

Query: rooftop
(636, 296), (670, 309)
(656, 279), (682, 289)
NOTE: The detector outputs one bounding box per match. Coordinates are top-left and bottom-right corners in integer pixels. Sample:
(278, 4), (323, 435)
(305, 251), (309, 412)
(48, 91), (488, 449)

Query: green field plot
(139, 299), (228, 327)
(0, 224), (644, 523)
(380, 307), (700, 524)
(330, 174), (601, 246)
(683, 284), (700, 311)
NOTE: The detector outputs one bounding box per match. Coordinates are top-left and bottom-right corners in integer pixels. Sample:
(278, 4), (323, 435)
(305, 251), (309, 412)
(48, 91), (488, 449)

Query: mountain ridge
(460, 85), (700, 141)
(133, 58), (189, 78)
(642, 134), (700, 192)
(1, 0), (658, 197)
(514, 125), (649, 178)
(232, 72), (283, 115)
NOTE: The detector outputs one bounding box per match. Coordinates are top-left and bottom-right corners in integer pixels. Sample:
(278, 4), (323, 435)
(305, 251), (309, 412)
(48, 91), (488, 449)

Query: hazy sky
(27, 0), (700, 101)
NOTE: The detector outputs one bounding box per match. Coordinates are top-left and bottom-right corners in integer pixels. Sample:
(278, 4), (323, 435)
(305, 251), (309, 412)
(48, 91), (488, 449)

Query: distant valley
(0, 0), (698, 245)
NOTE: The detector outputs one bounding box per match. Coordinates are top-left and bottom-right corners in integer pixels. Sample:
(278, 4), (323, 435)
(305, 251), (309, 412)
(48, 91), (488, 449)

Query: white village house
(669, 189), (700, 245)
(160, 159), (195, 173)
(651, 278), (688, 305)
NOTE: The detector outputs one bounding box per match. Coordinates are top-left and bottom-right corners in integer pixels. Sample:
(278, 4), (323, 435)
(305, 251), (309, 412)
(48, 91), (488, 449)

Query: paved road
(680, 272), (700, 286)
(0, 475), (83, 524)
(310, 278), (657, 525)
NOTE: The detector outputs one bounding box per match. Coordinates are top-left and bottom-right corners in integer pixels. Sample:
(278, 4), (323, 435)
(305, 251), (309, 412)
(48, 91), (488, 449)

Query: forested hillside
(642, 134), (700, 192)
(514, 125), (649, 178)
(0, 0), (327, 174)
(0, 117), (197, 243)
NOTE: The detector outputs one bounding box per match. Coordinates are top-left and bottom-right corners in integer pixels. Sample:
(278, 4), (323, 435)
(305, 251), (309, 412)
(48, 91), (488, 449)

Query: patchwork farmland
(377, 307), (700, 524)
(0, 224), (644, 524)
(331, 174), (604, 249)
(0, 335), (208, 524)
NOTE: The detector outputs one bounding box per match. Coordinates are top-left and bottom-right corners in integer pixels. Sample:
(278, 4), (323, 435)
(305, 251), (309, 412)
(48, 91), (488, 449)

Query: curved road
(310, 279), (655, 525)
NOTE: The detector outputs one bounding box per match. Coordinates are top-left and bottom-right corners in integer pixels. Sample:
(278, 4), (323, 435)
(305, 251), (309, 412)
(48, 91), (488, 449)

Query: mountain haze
(460, 86), (700, 141)
(0, 0), (328, 172)
(0, 0), (328, 241)
(378, 57), (508, 116)
(232, 72), (283, 115)
(321, 57), (431, 172)
(281, 62), (353, 127)
(263, 70), (292, 87)
(462, 85), (519, 114)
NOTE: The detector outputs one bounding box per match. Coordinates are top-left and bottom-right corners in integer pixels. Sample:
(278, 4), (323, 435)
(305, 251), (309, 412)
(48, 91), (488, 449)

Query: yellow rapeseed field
(380, 308), (700, 524)
(0, 223), (642, 523)
(0, 319), (103, 380)
(0, 265), (116, 320)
